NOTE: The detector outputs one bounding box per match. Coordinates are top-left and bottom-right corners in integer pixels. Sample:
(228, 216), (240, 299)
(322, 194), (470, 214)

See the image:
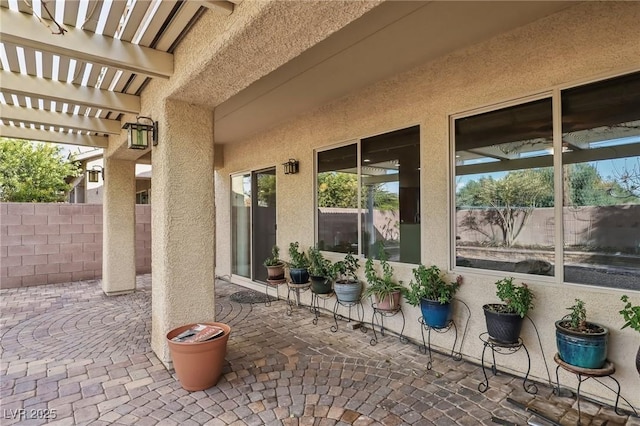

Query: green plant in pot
(332, 252), (362, 303)
(307, 246), (334, 294)
(405, 265), (462, 328)
(619, 295), (640, 375)
(287, 242), (310, 284)
(363, 247), (405, 311)
(483, 277), (534, 344)
(263, 245), (285, 284)
(556, 299), (609, 369)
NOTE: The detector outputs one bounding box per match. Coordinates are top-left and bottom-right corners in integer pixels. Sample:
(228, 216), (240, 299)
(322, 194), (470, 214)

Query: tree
(317, 172), (358, 208)
(317, 172), (399, 210)
(0, 138), (81, 202)
(457, 169), (553, 247)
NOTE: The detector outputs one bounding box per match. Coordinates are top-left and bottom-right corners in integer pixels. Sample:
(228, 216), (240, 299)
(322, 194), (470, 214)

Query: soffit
(0, 0), (236, 149)
(214, 1), (579, 144)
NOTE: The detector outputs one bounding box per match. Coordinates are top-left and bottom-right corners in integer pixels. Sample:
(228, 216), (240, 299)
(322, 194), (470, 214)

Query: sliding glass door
(231, 168), (277, 282)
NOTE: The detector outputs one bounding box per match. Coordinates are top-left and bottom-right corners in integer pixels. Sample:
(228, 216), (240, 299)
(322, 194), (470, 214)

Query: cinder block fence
(0, 203), (151, 289)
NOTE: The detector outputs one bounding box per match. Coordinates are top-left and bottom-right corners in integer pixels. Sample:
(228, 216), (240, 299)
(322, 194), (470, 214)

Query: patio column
(102, 157), (136, 294)
(151, 99), (215, 366)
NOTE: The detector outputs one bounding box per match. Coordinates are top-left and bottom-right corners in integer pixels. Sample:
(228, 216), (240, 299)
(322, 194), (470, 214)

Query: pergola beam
(0, 70), (141, 115)
(0, 103), (122, 135)
(0, 8), (173, 79)
(0, 125), (109, 148)
(199, 1), (234, 15)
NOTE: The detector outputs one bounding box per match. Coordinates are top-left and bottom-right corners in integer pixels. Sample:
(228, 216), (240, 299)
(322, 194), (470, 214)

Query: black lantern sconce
(87, 166), (104, 182)
(283, 158), (299, 175)
(123, 116), (158, 150)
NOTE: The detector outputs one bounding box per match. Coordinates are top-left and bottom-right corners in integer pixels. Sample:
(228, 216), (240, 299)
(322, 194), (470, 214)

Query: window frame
(315, 124), (422, 264)
(449, 70), (640, 289)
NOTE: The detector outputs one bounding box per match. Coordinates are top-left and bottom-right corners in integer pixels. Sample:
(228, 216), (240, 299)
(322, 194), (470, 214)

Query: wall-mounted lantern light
(87, 166), (104, 182)
(283, 158), (299, 175)
(123, 116), (158, 150)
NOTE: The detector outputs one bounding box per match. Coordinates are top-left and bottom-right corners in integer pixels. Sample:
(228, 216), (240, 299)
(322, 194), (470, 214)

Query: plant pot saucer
(266, 278), (286, 286)
(288, 281), (310, 289)
(553, 353), (614, 376)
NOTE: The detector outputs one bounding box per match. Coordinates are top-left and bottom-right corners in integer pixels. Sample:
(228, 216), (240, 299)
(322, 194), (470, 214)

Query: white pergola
(0, 0), (239, 148)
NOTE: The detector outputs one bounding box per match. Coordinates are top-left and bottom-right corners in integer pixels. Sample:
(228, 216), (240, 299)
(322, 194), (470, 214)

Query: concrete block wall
(0, 203), (151, 289)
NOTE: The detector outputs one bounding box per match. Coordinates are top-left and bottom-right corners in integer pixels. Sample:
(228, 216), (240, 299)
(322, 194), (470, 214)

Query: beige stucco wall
(214, 2), (640, 409)
(123, 0), (383, 366)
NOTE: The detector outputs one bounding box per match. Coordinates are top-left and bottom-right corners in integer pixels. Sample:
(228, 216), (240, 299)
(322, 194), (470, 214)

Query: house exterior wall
(0, 203), (151, 288)
(214, 2), (640, 408)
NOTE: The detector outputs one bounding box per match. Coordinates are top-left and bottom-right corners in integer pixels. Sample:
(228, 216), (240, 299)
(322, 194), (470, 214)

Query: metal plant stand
(553, 354), (634, 425)
(370, 302), (407, 346)
(264, 278), (285, 307)
(286, 281), (311, 316)
(311, 290), (334, 325)
(478, 332), (537, 394)
(418, 298), (470, 370)
(331, 298), (365, 333)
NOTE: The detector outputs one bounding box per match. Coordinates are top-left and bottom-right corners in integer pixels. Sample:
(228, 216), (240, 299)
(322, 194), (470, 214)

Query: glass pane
(253, 168), (277, 282)
(562, 72), (640, 290)
(361, 126), (421, 263)
(455, 99), (555, 275)
(231, 174), (251, 278)
(317, 144), (358, 253)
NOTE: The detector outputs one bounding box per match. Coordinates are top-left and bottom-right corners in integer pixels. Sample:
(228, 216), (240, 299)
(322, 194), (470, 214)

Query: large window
(317, 126), (421, 263)
(453, 72), (640, 290)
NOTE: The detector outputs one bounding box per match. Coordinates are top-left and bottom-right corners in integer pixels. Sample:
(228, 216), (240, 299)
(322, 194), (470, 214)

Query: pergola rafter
(0, 1), (238, 148)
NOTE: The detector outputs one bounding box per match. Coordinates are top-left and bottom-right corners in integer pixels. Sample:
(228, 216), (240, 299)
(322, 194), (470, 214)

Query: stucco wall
(0, 203), (151, 289)
(214, 2), (640, 409)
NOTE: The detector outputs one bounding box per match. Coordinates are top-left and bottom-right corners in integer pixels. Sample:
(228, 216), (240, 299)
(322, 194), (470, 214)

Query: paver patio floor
(1, 275), (638, 425)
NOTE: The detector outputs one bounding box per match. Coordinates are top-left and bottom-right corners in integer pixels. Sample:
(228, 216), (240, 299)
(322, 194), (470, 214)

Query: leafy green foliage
(257, 174), (276, 206)
(317, 172), (398, 210)
(307, 246), (333, 278)
(405, 265), (462, 306)
(317, 172), (358, 208)
(0, 138), (81, 202)
(332, 252), (360, 283)
(566, 299), (587, 331)
(620, 295), (640, 333)
(287, 242), (309, 268)
(494, 277), (534, 318)
(363, 244), (405, 299)
(263, 245), (282, 267)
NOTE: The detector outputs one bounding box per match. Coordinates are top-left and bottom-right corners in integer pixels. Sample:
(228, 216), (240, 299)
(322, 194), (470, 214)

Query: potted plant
(332, 252), (362, 303)
(263, 245), (285, 284)
(483, 277), (534, 344)
(405, 265), (462, 328)
(308, 246), (334, 294)
(287, 242), (310, 284)
(619, 295), (640, 374)
(556, 299), (608, 369)
(363, 247), (405, 311)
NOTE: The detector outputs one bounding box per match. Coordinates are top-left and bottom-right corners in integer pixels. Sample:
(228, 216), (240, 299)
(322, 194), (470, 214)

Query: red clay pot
(376, 291), (402, 311)
(166, 322), (231, 391)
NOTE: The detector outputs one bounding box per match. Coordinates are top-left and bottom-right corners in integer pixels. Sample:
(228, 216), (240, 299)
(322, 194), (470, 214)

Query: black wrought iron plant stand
(478, 332), (537, 394)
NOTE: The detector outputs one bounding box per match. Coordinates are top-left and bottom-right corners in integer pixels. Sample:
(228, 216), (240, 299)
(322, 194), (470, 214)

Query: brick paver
(1, 275), (638, 425)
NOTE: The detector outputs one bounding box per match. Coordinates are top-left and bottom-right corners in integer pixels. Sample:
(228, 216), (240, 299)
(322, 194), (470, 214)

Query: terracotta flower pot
(166, 322), (231, 391)
(376, 291), (401, 311)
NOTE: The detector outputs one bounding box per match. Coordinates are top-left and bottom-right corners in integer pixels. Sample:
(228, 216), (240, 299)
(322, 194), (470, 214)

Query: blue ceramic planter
(420, 299), (452, 328)
(289, 268), (309, 284)
(555, 320), (608, 369)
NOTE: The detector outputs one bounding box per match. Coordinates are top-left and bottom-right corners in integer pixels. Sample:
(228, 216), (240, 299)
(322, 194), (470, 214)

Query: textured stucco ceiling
(212, 1), (579, 144)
